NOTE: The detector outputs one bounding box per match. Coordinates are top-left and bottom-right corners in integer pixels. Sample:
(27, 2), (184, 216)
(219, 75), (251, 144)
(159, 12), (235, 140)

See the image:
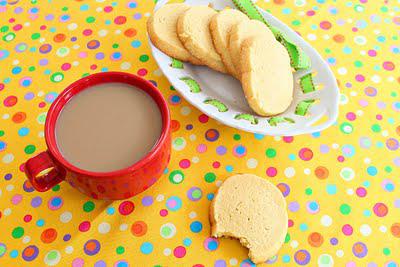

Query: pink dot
(358, 99), (369, 107)
(38, 102), (46, 108)
(104, 6), (113, 12)
(342, 224), (353, 235)
(283, 136), (294, 143)
(19, 163), (25, 172)
(346, 112), (356, 121)
(382, 61), (395, 71)
(9, 18), (15, 23)
(352, 27), (358, 32)
(179, 159), (190, 169)
(90, 64), (97, 70)
(24, 214), (32, 222)
(61, 63), (71, 71)
(355, 74), (365, 82)
(78, 52), (88, 58)
(288, 219), (294, 227)
(40, 25), (46, 30)
(12, 194), (23, 205)
(0, 83), (4, 91)
(337, 156), (345, 162)
(376, 114), (382, 120)
(266, 167), (277, 177)
(212, 161), (220, 168)
(346, 262), (357, 267)
(137, 68), (147, 76)
(368, 50), (377, 57)
(160, 209), (168, 217)
(13, 24), (22, 31)
(79, 221), (90, 232)
(198, 114), (209, 123)
(82, 29), (92, 36)
(306, 10), (315, 16)
(173, 246), (186, 258)
(197, 144), (207, 153)
(72, 258), (84, 267)
(373, 203), (388, 217)
(356, 187), (367, 197)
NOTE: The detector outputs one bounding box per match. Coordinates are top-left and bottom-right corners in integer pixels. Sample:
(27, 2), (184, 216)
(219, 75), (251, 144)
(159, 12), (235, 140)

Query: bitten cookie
(147, 3), (201, 64)
(241, 37), (293, 116)
(177, 6), (227, 73)
(229, 19), (275, 76)
(210, 174), (288, 264)
(210, 9), (248, 78)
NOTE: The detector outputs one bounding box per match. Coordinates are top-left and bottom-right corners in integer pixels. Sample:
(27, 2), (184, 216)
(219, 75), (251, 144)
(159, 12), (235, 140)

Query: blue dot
(343, 46), (352, 54)
(373, 65), (381, 71)
(387, 262), (398, 267)
(105, 20), (111, 25)
(112, 52), (121, 59)
(30, 7), (39, 13)
(128, 2), (137, 8)
(183, 238), (192, 246)
(101, 67), (108, 72)
(282, 254), (291, 263)
(190, 221), (203, 233)
(367, 166), (378, 176)
(22, 80), (31, 87)
(282, 8), (291, 14)
(327, 57), (336, 64)
(363, 209), (371, 217)
(0, 1), (6, 6)
(140, 242), (153, 255)
(254, 133), (264, 140)
(30, 47), (36, 52)
(44, 69), (51, 75)
(52, 197), (62, 206)
(225, 165), (233, 172)
(363, 180), (371, 187)
(311, 24), (318, 30)
(326, 184), (337, 195)
(61, 15), (70, 21)
(0, 141), (5, 151)
(376, 141), (384, 148)
(131, 40), (141, 48)
(388, 118), (394, 124)
(49, 27), (56, 33)
(10, 250), (18, 258)
(107, 207), (115, 215)
(80, 4), (89, 11)
(163, 168), (169, 174)
(208, 240), (218, 250)
(36, 219), (45, 227)
(235, 145), (245, 154)
(111, 2), (117, 6)
(207, 193), (214, 201)
(4, 77), (11, 84)
(289, 154), (296, 160)
(12, 66), (22, 74)
(385, 183), (394, 192)
(18, 127), (29, 136)
(299, 223), (308, 231)
(117, 263), (128, 267)
(309, 201), (319, 211)
(171, 95), (180, 102)
(312, 132), (321, 138)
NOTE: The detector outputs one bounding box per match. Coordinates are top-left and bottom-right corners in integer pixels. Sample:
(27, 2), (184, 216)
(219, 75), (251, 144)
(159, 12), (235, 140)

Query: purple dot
(288, 201), (300, 212)
(216, 146), (227, 155)
(24, 92), (35, 100)
(336, 19), (346, 26)
(394, 198), (400, 208)
(39, 58), (48, 66)
(345, 82), (352, 88)
(94, 260), (107, 267)
(45, 14), (54, 21)
(141, 196), (153, 206)
(14, 7), (23, 14)
(95, 52), (104, 60)
(71, 37), (77, 42)
(330, 237), (338, 245)
(31, 196), (42, 208)
(133, 13), (142, 20)
(214, 260), (227, 267)
(367, 263), (378, 267)
(393, 157), (400, 167)
(4, 173), (12, 180)
(319, 144), (330, 153)
(377, 101), (386, 109)
(359, 99), (369, 107)
(63, 234), (71, 241)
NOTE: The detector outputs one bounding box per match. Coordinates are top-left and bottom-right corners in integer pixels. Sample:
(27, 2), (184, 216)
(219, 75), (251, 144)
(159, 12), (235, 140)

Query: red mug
(25, 72), (171, 200)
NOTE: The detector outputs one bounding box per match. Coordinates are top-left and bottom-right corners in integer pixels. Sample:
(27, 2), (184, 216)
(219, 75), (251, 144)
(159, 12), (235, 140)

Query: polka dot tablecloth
(0, 0), (399, 266)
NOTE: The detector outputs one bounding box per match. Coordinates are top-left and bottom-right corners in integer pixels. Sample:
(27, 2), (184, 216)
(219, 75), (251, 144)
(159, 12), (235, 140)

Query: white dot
(360, 224), (371, 236)
(371, 75), (381, 83)
(379, 225), (387, 233)
(114, 29), (122, 35)
(346, 188), (354, 195)
(347, 19), (353, 23)
(98, 29), (108, 37)
(120, 62), (131, 70)
(96, 7), (102, 12)
(72, 44), (80, 50)
(191, 157), (199, 163)
(156, 194), (165, 202)
(6, 184), (14, 191)
(387, 76), (394, 82)
(360, 50), (366, 55)
(336, 250), (344, 257)
(216, 180), (223, 187)
(189, 134), (196, 141)
(2, 154), (14, 164)
(12, 59), (19, 65)
(22, 236), (31, 244)
(39, 37), (45, 43)
(332, 143), (339, 149)
(0, 189), (2, 197)
(189, 211), (197, 219)
(318, 254), (334, 267)
(298, 11), (305, 16)
(290, 240), (299, 248)
(60, 211), (72, 223)
(163, 248), (171, 256)
(67, 23), (77, 31)
(65, 246), (73, 254)
(364, 158), (371, 164)
(382, 130), (388, 137)
(307, 33), (317, 41)
(4, 208), (11, 216)
(321, 215), (332, 227)
(24, 22), (31, 27)
(284, 167), (296, 178)
(246, 158), (258, 169)
(144, 12), (151, 17)
(373, 29), (380, 34)
(119, 223), (128, 231)
(274, 136), (281, 141)
(350, 91), (357, 96)
(337, 67), (347, 75)
(323, 34), (330, 40)
(72, 61), (79, 67)
(153, 69), (162, 77)
(98, 222), (111, 234)
(356, 110), (363, 116)
(180, 106), (191, 116)
(38, 131), (44, 138)
(230, 258), (238, 265)
(2, 113), (9, 119)
(304, 168), (311, 175)
(37, 91), (44, 97)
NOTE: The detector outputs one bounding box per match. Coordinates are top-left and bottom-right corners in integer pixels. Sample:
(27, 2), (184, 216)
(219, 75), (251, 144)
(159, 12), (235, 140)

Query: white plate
(149, 0), (339, 136)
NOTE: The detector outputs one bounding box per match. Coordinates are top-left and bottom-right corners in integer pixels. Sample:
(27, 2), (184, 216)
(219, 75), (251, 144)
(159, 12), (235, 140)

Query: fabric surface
(0, 0), (399, 266)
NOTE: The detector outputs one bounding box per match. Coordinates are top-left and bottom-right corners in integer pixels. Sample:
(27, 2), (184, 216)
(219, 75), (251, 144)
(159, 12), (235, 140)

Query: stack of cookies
(147, 3), (294, 116)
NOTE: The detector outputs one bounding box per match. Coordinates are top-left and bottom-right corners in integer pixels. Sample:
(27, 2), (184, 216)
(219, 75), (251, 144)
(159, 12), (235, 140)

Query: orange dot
(308, 232), (324, 247)
(40, 228), (57, 243)
(171, 120), (180, 132)
(353, 243), (364, 253)
(131, 221), (147, 237)
(391, 223), (400, 238)
(53, 33), (66, 43)
(12, 112), (26, 123)
(277, 184), (286, 194)
(86, 241), (97, 250)
(274, 0), (285, 4)
(24, 247), (35, 257)
(124, 28), (137, 38)
(333, 34), (345, 43)
(396, 125), (400, 136)
(296, 251), (307, 261)
(314, 166), (329, 179)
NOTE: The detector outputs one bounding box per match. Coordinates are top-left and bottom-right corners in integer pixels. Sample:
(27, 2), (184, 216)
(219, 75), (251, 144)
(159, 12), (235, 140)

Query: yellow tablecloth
(0, 0), (399, 266)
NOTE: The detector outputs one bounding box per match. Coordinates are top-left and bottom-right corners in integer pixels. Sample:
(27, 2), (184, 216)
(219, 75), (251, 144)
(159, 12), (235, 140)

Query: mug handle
(25, 151), (66, 192)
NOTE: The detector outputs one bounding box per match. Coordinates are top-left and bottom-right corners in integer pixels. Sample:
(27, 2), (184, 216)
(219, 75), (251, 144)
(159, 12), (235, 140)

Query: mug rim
(44, 71), (171, 178)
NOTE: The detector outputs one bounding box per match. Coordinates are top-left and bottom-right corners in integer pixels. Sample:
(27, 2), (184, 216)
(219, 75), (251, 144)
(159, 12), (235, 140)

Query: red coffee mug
(25, 72), (171, 200)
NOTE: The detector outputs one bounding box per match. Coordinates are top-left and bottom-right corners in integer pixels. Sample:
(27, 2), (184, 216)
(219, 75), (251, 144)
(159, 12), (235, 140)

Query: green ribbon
(299, 73), (316, 94)
(295, 99), (315, 116)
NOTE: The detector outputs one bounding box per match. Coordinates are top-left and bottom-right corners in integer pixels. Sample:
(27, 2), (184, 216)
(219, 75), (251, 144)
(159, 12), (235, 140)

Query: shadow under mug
(25, 72), (171, 200)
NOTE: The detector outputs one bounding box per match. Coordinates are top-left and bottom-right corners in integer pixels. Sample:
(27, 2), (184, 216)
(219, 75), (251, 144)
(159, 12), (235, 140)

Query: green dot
(371, 124), (381, 132)
(266, 148), (277, 158)
(82, 73), (90, 78)
(86, 16), (95, 23)
(24, 145), (36, 154)
(340, 122), (353, 134)
(393, 35), (398, 41)
(383, 247), (390, 255)
(0, 130), (4, 137)
(12, 227), (24, 238)
(48, 250), (57, 260)
(52, 184), (60, 191)
(324, 48), (331, 54)
(170, 86), (175, 91)
(37, 113), (46, 124)
(174, 138), (184, 146)
(284, 233), (290, 243)
(233, 134), (241, 141)
(305, 188), (313, 195)
(340, 204), (351, 215)
(153, 265), (162, 267)
(161, 227), (171, 236)
(380, 6), (388, 12)
(62, 6), (68, 11)
(139, 55), (149, 62)
(384, 166), (392, 173)
(169, 170), (184, 184)
(116, 246), (125, 254)
(192, 189), (201, 198)
(354, 4), (364, 12)
(50, 72), (64, 83)
(28, 66), (36, 72)
(391, 91), (397, 97)
(3, 32), (16, 42)
(31, 0), (37, 3)
(292, 20), (301, 26)
(83, 201), (95, 212)
(31, 33), (40, 40)
(0, 26), (9, 33)
(354, 60), (363, 68)
(0, 245), (5, 255)
(204, 172), (216, 183)
(112, 43), (119, 48)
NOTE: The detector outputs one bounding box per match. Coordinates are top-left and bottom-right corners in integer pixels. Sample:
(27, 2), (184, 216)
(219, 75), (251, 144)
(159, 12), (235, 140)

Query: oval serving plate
(149, 0), (339, 136)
